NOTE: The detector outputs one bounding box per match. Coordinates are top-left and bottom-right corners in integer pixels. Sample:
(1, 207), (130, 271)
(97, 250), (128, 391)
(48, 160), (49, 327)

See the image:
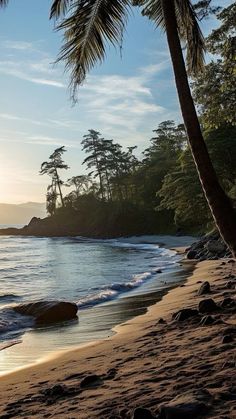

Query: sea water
(0, 234), (195, 374)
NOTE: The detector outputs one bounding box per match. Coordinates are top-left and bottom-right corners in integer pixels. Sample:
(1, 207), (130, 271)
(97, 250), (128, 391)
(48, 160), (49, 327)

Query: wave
(0, 294), (22, 303)
(0, 307), (33, 341)
(77, 271), (155, 309)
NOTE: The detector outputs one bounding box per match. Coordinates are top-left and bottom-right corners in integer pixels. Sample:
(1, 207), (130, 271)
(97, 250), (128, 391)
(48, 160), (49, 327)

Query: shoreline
(0, 251), (193, 376)
(0, 257), (235, 418)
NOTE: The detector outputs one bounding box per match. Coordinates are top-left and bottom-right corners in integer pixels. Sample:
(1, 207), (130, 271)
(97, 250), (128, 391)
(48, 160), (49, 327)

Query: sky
(0, 0), (231, 204)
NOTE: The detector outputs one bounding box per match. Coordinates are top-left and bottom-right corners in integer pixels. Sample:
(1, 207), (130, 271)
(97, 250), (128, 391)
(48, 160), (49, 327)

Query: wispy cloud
(1, 40), (34, 51)
(0, 60), (65, 88)
(75, 60), (170, 141)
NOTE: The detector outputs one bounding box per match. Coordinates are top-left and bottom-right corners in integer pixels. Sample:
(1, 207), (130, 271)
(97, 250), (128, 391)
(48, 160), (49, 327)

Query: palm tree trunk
(55, 169), (64, 207)
(162, 0), (236, 257)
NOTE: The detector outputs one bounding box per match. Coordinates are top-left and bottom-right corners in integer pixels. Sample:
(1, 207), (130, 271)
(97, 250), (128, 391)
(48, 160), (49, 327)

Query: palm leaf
(136, 0), (205, 74)
(50, 0), (73, 19)
(175, 0), (205, 73)
(0, 0), (9, 7)
(53, 0), (131, 101)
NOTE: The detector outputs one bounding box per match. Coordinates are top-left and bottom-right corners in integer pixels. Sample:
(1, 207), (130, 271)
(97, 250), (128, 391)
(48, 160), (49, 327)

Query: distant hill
(0, 202), (46, 226)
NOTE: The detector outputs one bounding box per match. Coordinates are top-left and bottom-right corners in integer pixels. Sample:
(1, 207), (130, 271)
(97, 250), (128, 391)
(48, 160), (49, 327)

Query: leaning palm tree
(49, 0), (236, 256)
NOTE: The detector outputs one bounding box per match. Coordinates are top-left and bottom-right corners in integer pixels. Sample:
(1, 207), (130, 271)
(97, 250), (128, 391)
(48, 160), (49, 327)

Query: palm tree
(40, 146), (69, 207)
(49, 0), (236, 256)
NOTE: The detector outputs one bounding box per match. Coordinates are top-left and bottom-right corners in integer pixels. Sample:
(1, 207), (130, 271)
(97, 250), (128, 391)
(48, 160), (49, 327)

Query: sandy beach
(0, 257), (235, 418)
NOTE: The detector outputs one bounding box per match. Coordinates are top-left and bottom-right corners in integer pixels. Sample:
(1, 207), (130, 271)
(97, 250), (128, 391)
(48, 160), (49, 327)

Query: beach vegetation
(49, 0), (236, 254)
(40, 146), (69, 209)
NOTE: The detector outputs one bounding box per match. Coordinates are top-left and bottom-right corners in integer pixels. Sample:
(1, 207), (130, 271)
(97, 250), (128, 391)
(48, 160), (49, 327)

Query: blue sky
(0, 0), (232, 203)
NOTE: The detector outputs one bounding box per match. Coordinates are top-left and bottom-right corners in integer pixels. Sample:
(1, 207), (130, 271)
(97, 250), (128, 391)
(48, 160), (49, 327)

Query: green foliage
(193, 3), (236, 128)
(40, 146), (69, 210)
(39, 121), (236, 235)
(158, 125), (236, 231)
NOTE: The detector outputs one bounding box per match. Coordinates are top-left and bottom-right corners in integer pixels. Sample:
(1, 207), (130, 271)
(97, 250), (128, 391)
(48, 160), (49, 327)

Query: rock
(205, 240), (226, 255)
(132, 407), (154, 419)
(14, 301), (78, 325)
(222, 335), (234, 344)
(220, 297), (235, 308)
(158, 318), (166, 324)
(80, 374), (102, 388)
(27, 217), (41, 227)
(42, 384), (69, 398)
(173, 308), (199, 322)
(198, 281), (211, 296)
(198, 298), (219, 314)
(200, 315), (215, 326)
(186, 250), (197, 260)
(155, 269), (162, 274)
(226, 281), (235, 289)
(227, 259), (235, 264)
(222, 326), (236, 336)
(159, 402), (209, 418)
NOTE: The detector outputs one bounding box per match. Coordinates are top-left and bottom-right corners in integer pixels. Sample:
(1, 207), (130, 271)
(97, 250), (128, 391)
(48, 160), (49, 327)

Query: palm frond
(55, 0), (131, 101)
(175, 0), (205, 74)
(50, 0), (73, 19)
(0, 0), (9, 7)
(137, 0), (205, 74)
(135, 0), (165, 29)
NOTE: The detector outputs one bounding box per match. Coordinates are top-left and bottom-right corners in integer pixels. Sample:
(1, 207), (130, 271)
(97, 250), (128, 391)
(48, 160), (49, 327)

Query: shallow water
(0, 234), (195, 374)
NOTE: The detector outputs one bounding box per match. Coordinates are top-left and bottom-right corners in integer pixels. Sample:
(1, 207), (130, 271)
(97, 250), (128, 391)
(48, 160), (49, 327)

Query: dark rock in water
(198, 298), (218, 314)
(186, 250), (197, 260)
(200, 315), (215, 326)
(132, 407), (154, 419)
(227, 259), (235, 264)
(159, 402), (209, 418)
(220, 297), (235, 308)
(198, 281), (211, 296)
(14, 301), (78, 325)
(80, 374), (102, 388)
(222, 335), (234, 344)
(173, 308), (199, 322)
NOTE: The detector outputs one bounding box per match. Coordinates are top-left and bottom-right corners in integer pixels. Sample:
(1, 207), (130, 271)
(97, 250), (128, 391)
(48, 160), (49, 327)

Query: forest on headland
(0, 1), (235, 254)
(36, 3), (235, 237)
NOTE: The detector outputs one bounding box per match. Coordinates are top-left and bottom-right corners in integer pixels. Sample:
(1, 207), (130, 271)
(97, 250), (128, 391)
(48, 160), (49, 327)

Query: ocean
(0, 234), (195, 375)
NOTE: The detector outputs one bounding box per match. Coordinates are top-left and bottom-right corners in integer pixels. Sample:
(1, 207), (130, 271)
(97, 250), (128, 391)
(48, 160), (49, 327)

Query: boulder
(186, 250), (197, 260)
(198, 281), (211, 296)
(222, 335), (234, 344)
(226, 281), (235, 289)
(133, 407), (154, 419)
(220, 297), (235, 308)
(198, 299), (218, 314)
(199, 315), (215, 326)
(14, 301), (78, 325)
(205, 240), (225, 255)
(173, 308), (199, 322)
(42, 384), (69, 398)
(159, 402), (209, 418)
(222, 326), (236, 336)
(80, 374), (102, 388)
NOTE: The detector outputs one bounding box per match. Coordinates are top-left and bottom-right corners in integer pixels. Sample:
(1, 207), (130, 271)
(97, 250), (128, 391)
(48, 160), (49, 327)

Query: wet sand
(0, 258), (235, 418)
